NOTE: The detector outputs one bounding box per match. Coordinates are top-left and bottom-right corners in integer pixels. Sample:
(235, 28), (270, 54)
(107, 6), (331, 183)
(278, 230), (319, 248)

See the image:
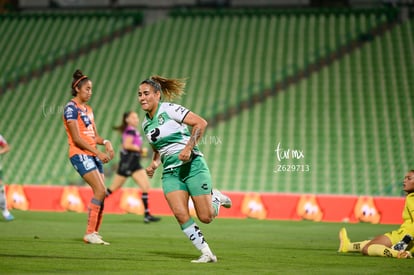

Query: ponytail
(113, 111), (132, 133)
(141, 75), (186, 101)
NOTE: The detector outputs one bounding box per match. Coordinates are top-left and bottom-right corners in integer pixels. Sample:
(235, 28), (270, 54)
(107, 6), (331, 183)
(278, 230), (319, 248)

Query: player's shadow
(148, 250), (196, 260)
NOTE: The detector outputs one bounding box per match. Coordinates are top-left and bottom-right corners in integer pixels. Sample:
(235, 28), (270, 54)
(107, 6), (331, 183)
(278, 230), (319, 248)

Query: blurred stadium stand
(6, 0), (413, 10)
(0, 1), (413, 197)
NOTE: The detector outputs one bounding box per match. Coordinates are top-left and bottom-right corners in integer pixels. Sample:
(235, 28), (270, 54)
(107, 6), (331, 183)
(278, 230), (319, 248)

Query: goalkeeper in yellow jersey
(338, 170), (414, 259)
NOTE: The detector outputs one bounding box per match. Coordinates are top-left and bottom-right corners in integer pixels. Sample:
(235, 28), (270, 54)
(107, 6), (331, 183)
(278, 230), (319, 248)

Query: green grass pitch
(0, 211), (413, 274)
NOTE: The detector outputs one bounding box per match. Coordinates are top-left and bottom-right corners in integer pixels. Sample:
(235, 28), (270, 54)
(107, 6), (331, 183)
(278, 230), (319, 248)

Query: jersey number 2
(150, 128), (160, 142)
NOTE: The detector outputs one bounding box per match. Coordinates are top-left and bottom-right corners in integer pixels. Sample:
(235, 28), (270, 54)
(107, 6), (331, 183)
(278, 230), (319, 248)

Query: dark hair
(71, 69), (89, 96)
(141, 78), (161, 93)
(140, 75), (186, 101)
(113, 111), (133, 133)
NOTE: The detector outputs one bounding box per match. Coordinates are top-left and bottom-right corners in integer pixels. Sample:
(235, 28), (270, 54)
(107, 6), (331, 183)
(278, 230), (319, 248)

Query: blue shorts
(70, 154), (103, 177)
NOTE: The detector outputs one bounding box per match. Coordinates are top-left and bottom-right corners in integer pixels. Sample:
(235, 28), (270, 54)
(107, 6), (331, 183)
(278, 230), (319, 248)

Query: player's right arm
(66, 120), (110, 163)
(145, 147), (160, 178)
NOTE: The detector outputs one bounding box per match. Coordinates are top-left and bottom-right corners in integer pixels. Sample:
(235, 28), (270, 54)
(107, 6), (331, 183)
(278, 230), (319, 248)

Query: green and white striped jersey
(142, 102), (202, 170)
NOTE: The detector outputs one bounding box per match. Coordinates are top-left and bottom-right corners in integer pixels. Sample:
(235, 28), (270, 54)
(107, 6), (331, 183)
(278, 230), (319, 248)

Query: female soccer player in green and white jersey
(138, 76), (232, 263)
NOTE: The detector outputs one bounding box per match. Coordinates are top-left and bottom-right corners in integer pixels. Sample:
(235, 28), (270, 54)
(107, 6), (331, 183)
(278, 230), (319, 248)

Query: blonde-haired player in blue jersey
(338, 170), (414, 259)
(138, 76), (232, 263)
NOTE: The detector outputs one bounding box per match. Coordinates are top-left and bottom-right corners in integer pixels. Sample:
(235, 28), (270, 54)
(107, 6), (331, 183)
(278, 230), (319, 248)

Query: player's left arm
(179, 111), (207, 162)
(93, 124), (114, 160)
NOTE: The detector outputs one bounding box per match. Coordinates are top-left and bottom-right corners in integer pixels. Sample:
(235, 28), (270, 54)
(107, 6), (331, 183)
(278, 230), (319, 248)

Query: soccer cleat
(191, 253), (217, 263)
(393, 234), (413, 251)
(212, 189), (232, 208)
(338, 227), (351, 253)
(397, 250), (412, 259)
(2, 212), (14, 221)
(83, 232), (110, 245)
(144, 214), (161, 223)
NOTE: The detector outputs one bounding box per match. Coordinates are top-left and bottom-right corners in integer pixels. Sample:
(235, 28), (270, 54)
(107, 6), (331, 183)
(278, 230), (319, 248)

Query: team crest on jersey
(158, 114), (165, 125)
